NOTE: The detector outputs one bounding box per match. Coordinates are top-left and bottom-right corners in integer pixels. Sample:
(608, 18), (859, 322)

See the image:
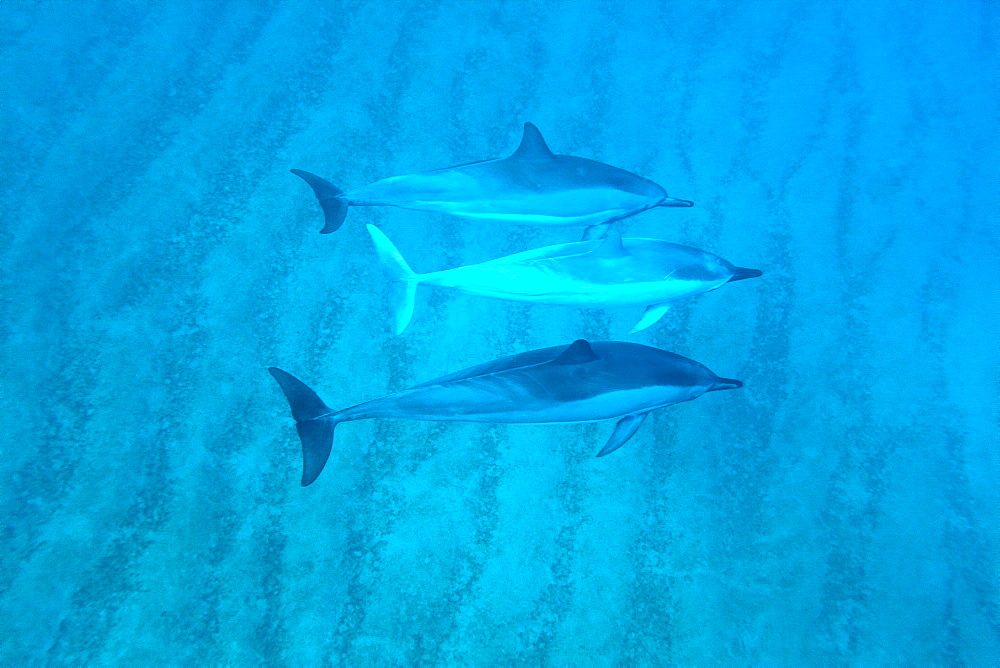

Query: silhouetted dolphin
(291, 123), (693, 237)
(368, 225), (761, 334)
(269, 339), (742, 486)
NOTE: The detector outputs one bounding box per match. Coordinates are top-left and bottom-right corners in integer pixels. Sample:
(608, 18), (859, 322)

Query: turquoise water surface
(2, 1), (998, 664)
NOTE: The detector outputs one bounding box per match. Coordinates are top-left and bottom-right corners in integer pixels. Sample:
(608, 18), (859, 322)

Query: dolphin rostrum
(367, 224), (762, 334)
(291, 123), (693, 238)
(269, 339), (743, 486)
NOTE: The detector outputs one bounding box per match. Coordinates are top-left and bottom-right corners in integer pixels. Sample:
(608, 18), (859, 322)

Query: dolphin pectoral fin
(589, 225), (628, 258)
(291, 169), (349, 233)
(629, 303), (672, 334)
(268, 367), (339, 486)
(597, 412), (649, 457)
(550, 339), (600, 365)
(582, 222), (611, 241)
(511, 122), (554, 161)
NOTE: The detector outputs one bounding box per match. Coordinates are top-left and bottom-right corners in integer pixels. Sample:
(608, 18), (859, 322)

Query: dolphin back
(408, 344), (572, 389)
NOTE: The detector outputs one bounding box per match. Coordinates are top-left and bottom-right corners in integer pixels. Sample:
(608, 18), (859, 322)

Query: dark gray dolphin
(291, 123), (693, 237)
(269, 339), (742, 486)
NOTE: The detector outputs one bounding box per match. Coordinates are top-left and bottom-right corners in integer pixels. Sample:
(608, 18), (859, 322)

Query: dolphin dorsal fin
(512, 122), (554, 161)
(550, 339), (599, 365)
(590, 226), (628, 259)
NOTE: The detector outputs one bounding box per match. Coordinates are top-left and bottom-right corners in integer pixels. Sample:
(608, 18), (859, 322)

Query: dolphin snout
(728, 267), (763, 282)
(660, 196), (695, 207)
(709, 378), (743, 392)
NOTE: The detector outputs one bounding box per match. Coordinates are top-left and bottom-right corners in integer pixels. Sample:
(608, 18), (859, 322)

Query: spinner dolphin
(292, 123), (693, 238)
(269, 339), (742, 486)
(367, 225), (762, 334)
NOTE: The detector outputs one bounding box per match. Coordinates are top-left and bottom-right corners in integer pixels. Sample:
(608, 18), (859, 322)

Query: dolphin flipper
(597, 412), (649, 457)
(268, 367), (338, 486)
(582, 222), (612, 241)
(589, 226), (628, 259)
(291, 169), (349, 233)
(630, 303), (671, 334)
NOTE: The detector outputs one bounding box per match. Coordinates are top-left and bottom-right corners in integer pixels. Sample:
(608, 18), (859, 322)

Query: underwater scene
(2, 0), (998, 664)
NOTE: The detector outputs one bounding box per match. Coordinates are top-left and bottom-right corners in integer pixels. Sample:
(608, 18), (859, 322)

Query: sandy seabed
(2, 1), (998, 664)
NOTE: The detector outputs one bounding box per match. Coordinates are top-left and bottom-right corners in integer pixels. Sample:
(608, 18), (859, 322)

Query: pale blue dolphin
(367, 225), (762, 334)
(269, 339), (742, 486)
(291, 123), (693, 237)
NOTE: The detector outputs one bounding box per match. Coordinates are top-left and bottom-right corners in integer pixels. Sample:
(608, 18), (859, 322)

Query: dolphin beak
(660, 196), (694, 207)
(709, 378), (743, 391)
(728, 267), (763, 282)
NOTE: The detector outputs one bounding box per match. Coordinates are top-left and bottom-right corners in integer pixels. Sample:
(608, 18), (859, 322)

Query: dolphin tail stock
(366, 224), (421, 334)
(268, 367), (340, 486)
(291, 169), (349, 233)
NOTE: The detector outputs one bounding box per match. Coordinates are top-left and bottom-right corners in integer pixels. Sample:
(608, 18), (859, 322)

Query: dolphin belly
(434, 208), (635, 227)
(341, 380), (694, 425)
(565, 277), (730, 306)
(425, 264), (725, 307)
(349, 173), (655, 226)
(492, 386), (703, 423)
(425, 187), (656, 226)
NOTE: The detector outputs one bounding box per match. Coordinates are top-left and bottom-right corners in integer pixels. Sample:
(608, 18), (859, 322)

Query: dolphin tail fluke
(291, 169), (349, 233)
(268, 367), (339, 486)
(597, 412), (649, 457)
(367, 224), (421, 334)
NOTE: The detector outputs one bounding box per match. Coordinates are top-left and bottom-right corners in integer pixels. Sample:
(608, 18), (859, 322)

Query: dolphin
(366, 224), (762, 334)
(269, 339), (743, 486)
(291, 123), (693, 238)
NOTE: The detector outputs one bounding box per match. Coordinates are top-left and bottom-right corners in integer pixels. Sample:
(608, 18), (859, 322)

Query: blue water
(2, 1), (998, 664)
